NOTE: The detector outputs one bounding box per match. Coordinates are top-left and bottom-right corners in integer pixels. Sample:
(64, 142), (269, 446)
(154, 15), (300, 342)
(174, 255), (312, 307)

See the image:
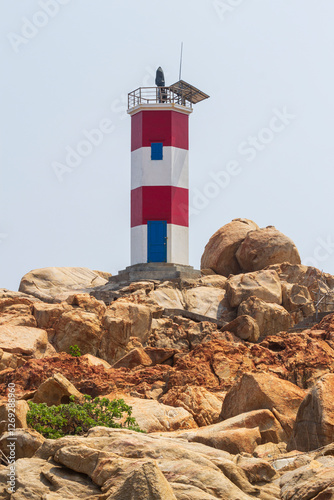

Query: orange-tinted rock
(289, 374), (334, 452)
(238, 296), (292, 337)
(168, 337), (255, 392)
(161, 386), (224, 427)
(221, 372), (306, 437)
(222, 315), (260, 343)
(53, 308), (103, 355)
(32, 373), (84, 405)
(236, 227), (301, 272)
(201, 219), (259, 277)
(19, 267), (108, 303)
(0, 325), (49, 358)
(254, 331), (334, 388)
(267, 262), (334, 311)
(170, 409), (286, 452)
(112, 348), (153, 369)
(226, 270), (282, 308)
(144, 347), (177, 365)
(0, 354), (113, 399)
(0, 297), (37, 327)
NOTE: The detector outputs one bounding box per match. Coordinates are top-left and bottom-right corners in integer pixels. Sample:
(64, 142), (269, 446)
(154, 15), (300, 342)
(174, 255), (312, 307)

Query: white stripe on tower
(131, 147), (189, 190)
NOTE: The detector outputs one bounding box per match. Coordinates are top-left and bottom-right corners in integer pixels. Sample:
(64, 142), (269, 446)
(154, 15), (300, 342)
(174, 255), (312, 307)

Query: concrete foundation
(109, 262), (201, 284)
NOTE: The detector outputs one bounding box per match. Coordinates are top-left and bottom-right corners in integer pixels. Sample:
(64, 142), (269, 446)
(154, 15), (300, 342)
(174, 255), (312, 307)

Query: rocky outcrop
(221, 372), (306, 437)
(288, 373), (334, 452)
(268, 262), (334, 312)
(106, 300), (152, 344)
(1, 255), (334, 498)
(279, 458), (334, 500)
(149, 286), (185, 310)
(183, 286), (233, 322)
(0, 297), (37, 327)
(169, 409), (286, 452)
(282, 283), (315, 323)
(119, 396), (197, 432)
(52, 307), (104, 356)
(222, 315), (260, 342)
(19, 267), (108, 303)
(161, 386), (224, 426)
(31, 426), (273, 498)
(226, 269), (282, 307)
(201, 218), (259, 276)
(238, 296), (292, 337)
(32, 373), (85, 405)
(236, 226), (301, 272)
(0, 400), (29, 434)
(0, 428), (45, 460)
(0, 325), (53, 358)
(108, 461), (178, 500)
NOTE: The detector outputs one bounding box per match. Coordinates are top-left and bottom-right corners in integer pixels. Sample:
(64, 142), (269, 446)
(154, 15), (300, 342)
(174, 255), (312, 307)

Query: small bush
(27, 395), (144, 439)
(69, 345), (81, 357)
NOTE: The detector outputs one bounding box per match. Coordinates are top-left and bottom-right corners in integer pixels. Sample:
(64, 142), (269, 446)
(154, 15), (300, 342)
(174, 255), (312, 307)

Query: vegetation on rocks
(26, 395), (143, 439)
(69, 344), (81, 357)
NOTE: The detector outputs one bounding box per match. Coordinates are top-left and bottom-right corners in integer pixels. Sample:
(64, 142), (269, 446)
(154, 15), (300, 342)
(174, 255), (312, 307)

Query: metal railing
(128, 87), (192, 110)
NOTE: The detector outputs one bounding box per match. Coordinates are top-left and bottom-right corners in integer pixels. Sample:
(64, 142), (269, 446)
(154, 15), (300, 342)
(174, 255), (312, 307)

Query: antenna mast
(179, 42), (183, 80)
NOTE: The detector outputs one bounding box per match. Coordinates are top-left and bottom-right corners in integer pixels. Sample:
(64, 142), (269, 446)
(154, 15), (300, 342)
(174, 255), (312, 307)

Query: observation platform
(128, 80), (209, 115)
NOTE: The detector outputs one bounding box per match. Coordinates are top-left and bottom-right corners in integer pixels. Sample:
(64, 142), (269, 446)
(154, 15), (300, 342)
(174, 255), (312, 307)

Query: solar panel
(169, 80), (209, 104)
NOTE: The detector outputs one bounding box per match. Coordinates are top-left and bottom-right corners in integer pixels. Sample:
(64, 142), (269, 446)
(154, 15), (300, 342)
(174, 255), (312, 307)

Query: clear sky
(1, 1), (334, 291)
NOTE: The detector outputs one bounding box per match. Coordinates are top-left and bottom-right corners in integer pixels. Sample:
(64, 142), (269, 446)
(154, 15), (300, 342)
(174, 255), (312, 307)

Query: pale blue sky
(1, 1), (334, 290)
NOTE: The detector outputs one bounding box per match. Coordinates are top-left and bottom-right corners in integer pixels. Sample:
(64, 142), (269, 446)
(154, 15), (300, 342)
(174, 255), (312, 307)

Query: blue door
(147, 221), (167, 263)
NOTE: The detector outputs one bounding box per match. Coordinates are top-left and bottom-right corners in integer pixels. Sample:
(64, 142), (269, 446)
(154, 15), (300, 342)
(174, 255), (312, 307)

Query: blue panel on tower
(151, 142), (163, 160)
(147, 221), (167, 262)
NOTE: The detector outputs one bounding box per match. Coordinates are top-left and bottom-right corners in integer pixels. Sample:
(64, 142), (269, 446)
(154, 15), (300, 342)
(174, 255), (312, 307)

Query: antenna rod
(179, 42), (183, 80)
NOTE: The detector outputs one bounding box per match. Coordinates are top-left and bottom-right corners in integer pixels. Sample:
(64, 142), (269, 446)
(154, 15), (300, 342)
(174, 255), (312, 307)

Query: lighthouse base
(108, 263), (201, 284)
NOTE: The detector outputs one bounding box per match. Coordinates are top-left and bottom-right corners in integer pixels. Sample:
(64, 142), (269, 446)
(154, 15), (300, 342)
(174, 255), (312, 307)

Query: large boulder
(222, 315), (260, 343)
(201, 218), (259, 277)
(236, 226), (301, 272)
(161, 386), (224, 427)
(238, 296), (293, 337)
(32, 373), (84, 405)
(106, 300), (152, 344)
(0, 325), (50, 358)
(52, 308), (103, 355)
(221, 372), (306, 437)
(0, 456), (102, 498)
(108, 461), (178, 500)
(0, 297), (37, 327)
(279, 460), (334, 500)
(118, 396), (197, 432)
(183, 286), (234, 322)
(149, 286), (185, 309)
(0, 400), (29, 434)
(170, 409), (286, 453)
(282, 283), (315, 322)
(289, 373), (334, 452)
(0, 429), (45, 460)
(33, 428), (258, 499)
(112, 348), (153, 369)
(267, 262), (334, 311)
(19, 267), (108, 303)
(100, 313), (132, 363)
(226, 269), (282, 308)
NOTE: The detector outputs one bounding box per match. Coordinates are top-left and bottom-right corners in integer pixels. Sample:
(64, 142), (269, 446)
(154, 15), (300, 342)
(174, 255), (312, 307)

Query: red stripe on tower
(131, 110), (189, 151)
(131, 186), (189, 227)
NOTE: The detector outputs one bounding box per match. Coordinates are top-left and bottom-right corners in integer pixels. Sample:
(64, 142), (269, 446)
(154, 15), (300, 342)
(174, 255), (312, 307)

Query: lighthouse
(112, 68), (209, 283)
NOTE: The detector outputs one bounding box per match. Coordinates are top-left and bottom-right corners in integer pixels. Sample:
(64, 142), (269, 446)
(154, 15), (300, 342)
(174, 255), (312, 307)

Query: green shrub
(27, 395), (144, 439)
(69, 345), (81, 357)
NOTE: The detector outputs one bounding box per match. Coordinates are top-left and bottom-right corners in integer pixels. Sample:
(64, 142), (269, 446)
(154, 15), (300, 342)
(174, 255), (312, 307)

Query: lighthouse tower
(111, 69), (209, 283)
